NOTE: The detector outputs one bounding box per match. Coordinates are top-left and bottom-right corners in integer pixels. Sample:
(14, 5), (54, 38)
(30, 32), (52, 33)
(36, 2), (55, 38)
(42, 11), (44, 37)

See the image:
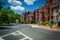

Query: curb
(30, 24), (60, 32)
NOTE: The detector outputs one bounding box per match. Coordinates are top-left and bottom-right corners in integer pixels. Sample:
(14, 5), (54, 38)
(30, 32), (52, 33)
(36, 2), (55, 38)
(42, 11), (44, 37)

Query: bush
(56, 25), (60, 28)
(0, 24), (13, 26)
(37, 22), (40, 25)
(43, 22), (48, 25)
(31, 20), (36, 24)
(41, 20), (53, 26)
(21, 20), (26, 24)
(37, 22), (44, 25)
(58, 21), (60, 26)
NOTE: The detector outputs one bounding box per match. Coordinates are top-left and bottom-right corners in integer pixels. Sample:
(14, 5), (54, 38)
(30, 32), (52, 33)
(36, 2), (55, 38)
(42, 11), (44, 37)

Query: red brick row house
(52, 0), (60, 26)
(22, 0), (60, 24)
(33, 1), (53, 23)
(41, 4), (49, 22)
(33, 9), (40, 22)
(40, 0), (53, 22)
(22, 2), (53, 23)
(22, 11), (33, 23)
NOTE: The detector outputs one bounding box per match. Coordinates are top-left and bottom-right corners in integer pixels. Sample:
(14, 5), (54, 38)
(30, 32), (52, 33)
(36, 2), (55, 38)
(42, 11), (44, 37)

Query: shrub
(58, 21), (60, 26)
(21, 20), (26, 24)
(31, 20), (36, 24)
(0, 24), (13, 26)
(37, 22), (44, 25)
(41, 20), (53, 26)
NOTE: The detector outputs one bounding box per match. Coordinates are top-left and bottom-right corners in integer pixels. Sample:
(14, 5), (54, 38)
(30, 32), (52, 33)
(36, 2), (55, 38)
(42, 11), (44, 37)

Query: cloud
(24, 0), (35, 5)
(10, 6), (25, 11)
(8, 0), (25, 11)
(8, 0), (22, 6)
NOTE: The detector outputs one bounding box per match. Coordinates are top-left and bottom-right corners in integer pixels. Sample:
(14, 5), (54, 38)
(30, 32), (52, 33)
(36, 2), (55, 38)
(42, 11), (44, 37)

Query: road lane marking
(0, 33), (11, 38)
(0, 37), (4, 40)
(11, 31), (21, 35)
(30, 25), (40, 28)
(12, 31), (33, 40)
(0, 31), (33, 40)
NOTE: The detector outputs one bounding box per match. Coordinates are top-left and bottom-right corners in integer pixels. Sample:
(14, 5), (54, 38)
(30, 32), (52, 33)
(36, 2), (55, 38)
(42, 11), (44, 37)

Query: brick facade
(41, 4), (49, 22)
(52, 0), (60, 25)
(22, 11), (33, 23)
(33, 9), (40, 22)
(22, 0), (60, 24)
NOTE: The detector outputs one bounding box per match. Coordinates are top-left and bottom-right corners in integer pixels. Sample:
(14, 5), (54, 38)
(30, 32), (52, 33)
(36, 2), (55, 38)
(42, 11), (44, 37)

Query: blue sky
(1, 0), (46, 14)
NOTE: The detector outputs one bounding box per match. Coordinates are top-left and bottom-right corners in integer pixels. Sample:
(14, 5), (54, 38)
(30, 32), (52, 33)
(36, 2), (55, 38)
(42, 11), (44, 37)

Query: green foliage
(0, 7), (19, 24)
(37, 22), (43, 25)
(21, 19), (26, 24)
(0, 10), (9, 24)
(31, 20), (36, 24)
(0, 2), (5, 9)
(57, 22), (60, 28)
(42, 22), (48, 25)
(48, 20), (53, 26)
(0, 24), (13, 26)
(0, 2), (21, 24)
(38, 20), (53, 26)
(57, 26), (60, 28)
(58, 21), (60, 26)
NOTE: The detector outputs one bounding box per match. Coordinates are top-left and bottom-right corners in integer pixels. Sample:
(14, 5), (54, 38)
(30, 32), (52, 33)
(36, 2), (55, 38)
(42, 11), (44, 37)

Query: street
(0, 24), (60, 40)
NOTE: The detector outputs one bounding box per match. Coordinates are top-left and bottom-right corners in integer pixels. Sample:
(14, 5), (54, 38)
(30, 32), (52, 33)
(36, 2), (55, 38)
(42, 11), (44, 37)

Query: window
(53, 7), (58, 13)
(54, 16), (59, 21)
(51, 16), (53, 19)
(59, 13), (60, 15)
(48, 8), (50, 14)
(56, 15), (59, 21)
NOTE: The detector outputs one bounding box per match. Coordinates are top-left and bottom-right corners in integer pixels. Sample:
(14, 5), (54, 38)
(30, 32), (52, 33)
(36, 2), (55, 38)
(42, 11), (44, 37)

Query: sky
(0, 0), (46, 14)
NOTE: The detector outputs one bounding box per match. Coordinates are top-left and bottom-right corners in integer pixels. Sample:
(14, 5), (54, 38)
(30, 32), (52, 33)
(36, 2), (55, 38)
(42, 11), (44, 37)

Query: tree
(0, 2), (5, 10)
(0, 7), (20, 24)
(0, 9), (10, 24)
(0, 1), (20, 24)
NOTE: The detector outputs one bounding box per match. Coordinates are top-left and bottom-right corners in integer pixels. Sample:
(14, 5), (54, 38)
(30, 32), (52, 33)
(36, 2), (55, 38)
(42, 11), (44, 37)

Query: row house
(52, 0), (60, 25)
(33, 9), (40, 22)
(33, 4), (50, 23)
(41, 4), (49, 22)
(21, 0), (60, 24)
(31, 0), (53, 23)
(22, 11), (33, 23)
(46, 0), (60, 26)
(46, 0), (53, 21)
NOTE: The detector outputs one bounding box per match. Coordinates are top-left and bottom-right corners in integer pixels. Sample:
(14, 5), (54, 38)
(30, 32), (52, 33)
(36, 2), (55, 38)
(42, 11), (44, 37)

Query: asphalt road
(0, 24), (60, 40)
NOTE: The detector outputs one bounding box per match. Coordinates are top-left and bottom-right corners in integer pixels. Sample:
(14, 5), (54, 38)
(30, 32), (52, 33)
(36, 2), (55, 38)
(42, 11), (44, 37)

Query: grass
(0, 24), (13, 26)
(56, 26), (60, 28)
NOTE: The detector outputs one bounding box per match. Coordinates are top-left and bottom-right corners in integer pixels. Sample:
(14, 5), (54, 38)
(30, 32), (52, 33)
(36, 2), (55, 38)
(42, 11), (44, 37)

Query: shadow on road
(0, 27), (11, 30)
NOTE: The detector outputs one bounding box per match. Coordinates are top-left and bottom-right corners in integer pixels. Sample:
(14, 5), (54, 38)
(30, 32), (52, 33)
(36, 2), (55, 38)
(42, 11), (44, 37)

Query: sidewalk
(31, 24), (60, 31)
